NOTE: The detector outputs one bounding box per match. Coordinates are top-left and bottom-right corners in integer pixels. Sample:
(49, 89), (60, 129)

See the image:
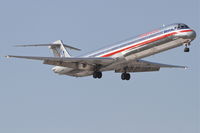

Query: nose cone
(175, 29), (197, 41)
(188, 30), (196, 41)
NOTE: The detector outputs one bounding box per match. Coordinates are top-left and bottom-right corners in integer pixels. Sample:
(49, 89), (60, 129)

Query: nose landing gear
(184, 43), (190, 52)
(184, 47), (190, 52)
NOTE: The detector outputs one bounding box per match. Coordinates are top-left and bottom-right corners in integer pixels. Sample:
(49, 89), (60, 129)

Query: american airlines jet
(6, 23), (196, 80)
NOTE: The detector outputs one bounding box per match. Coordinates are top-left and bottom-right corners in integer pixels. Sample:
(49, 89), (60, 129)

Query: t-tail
(15, 40), (81, 57)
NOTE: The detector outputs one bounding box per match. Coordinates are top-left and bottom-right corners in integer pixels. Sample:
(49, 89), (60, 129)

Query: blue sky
(0, 0), (199, 133)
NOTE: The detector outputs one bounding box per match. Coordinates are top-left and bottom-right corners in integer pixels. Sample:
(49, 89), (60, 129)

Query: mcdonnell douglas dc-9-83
(6, 23), (196, 80)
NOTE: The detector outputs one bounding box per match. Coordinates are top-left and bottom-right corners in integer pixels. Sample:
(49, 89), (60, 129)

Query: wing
(6, 55), (115, 68)
(115, 59), (187, 72)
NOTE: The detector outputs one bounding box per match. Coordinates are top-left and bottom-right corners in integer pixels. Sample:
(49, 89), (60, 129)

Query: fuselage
(53, 23), (196, 76)
(85, 23), (196, 59)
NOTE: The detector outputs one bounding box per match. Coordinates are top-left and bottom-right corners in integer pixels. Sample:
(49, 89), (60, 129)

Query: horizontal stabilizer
(15, 43), (81, 51)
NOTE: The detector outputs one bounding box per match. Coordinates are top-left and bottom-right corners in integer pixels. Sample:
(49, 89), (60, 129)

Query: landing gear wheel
(184, 42), (190, 52)
(121, 73), (126, 80)
(184, 47), (190, 52)
(97, 72), (102, 78)
(121, 73), (131, 80)
(125, 73), (130, 80)
(93, 71), (102, 79)
(93, 73), (97, 79)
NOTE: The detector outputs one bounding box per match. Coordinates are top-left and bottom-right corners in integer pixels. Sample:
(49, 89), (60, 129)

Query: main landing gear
(121, 72), (131, 80)
(92, 71), (131, 80)
(184, 43), (190, 52)
(93, 71), (102, 79)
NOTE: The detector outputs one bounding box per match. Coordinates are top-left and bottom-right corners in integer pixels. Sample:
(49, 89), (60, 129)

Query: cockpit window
(185, 25), (189, 28)
(177, 24), (189, 29)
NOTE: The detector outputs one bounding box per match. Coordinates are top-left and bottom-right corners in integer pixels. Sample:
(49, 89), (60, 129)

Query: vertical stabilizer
(50, 40), (71, 57)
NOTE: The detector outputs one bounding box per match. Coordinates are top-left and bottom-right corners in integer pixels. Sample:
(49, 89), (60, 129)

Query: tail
(15, 40), (81, 57)
(51, 40), (71, 57)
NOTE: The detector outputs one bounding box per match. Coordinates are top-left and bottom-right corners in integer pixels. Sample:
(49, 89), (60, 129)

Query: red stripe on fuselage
(100, 30), (192, 57)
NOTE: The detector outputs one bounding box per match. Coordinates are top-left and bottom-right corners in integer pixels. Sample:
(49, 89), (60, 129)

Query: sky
(0, 0), (199, 133)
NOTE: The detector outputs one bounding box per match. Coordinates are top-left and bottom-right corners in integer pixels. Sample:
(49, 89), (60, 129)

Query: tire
(97, 72), (102, 79)
(93, 71), (102, 79)
(121, 73), (126, 80)
(93, 72), (97, 79)
(184, 47), (189, 52)
(125, 73), (130, 80)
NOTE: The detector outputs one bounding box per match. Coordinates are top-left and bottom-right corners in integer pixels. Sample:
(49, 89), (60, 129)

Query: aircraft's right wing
(6, 55), (115, 68)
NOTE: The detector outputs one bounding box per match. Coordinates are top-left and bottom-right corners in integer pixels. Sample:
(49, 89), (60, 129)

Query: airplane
(6, 23), (196, 80)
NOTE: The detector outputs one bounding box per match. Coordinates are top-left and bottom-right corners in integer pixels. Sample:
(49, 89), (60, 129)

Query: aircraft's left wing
(115, 59), (187, 72)
(6, 55), (115, 68)
(135, 59), (187, 68)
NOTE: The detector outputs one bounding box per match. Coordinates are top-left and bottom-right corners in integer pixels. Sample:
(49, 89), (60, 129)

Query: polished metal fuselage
(53, 23), (196, 77)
